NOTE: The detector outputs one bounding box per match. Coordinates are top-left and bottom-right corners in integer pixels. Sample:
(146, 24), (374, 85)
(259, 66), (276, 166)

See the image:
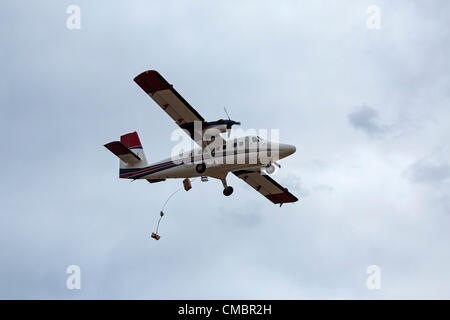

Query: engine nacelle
(180, 119), (241, 139)
(204, 123), (227, 134)
(204, 119), (240, 134)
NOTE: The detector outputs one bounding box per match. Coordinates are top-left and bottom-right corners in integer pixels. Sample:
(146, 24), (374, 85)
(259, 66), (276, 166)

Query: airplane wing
(134, 70), (207, 146)
(233, 170), (299, 205)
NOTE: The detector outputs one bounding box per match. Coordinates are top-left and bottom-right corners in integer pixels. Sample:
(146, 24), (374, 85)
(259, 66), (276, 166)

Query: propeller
(223, 107), (240, 138)
(224, 107), (231, 121)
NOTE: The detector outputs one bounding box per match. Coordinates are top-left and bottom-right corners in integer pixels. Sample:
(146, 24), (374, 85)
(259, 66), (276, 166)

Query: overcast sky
(0, 0), (449, 299)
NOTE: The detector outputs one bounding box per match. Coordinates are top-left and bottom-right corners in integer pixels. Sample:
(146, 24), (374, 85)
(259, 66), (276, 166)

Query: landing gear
(221, 177), (233, 196)
(196, 162), (206, 174)
(266, 164), (275, 174)
(223, 186), (234, 196)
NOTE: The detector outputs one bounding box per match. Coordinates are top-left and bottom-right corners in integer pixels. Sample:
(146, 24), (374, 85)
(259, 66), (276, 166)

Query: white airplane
(105, 70), (298, 206)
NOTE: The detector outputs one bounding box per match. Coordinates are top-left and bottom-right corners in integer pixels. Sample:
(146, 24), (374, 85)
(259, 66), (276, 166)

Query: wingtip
(134, 70), (171, 94)
(133, 69), (160, 81)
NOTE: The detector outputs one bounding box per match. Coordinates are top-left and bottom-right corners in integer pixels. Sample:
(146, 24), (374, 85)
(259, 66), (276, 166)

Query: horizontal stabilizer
(104, 141), (141, 164)
(146, 179), (166, 183)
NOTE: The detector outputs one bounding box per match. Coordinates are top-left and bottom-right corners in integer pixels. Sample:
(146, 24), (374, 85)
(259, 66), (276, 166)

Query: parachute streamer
(151, 178), (198, 240)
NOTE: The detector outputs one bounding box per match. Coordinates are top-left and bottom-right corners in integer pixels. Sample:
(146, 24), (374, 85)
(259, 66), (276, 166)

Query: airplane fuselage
(119, 136), (296, 181)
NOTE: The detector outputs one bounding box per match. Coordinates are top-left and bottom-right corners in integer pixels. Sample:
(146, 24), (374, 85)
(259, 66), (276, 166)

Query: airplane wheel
(196, 163), (206, 174)
(223, 186), (233, 196)
(266, 164), (275, 174)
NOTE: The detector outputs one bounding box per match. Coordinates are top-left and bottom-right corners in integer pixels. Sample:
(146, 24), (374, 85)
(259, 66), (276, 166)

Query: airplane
(105, 70), (298, 206)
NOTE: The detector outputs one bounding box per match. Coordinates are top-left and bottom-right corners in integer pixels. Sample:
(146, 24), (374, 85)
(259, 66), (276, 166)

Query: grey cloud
(409, 157), (450, 185)
(407, 148), (450, 185)
(348, 106), (388, 136)
(406, 148), (450, 214)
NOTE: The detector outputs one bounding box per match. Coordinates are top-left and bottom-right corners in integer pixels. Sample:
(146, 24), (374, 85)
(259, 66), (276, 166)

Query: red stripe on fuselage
(120, 161), (176, 178)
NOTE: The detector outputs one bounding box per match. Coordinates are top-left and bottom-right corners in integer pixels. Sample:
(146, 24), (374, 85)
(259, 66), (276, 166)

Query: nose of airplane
(279, 143), (296, 158)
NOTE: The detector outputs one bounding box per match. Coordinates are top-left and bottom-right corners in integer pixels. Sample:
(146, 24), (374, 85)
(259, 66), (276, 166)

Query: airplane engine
(204, 123), (227, 134)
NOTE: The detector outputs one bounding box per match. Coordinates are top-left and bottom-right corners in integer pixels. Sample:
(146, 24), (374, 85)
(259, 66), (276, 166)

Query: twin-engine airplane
(105, 70), (298, 206)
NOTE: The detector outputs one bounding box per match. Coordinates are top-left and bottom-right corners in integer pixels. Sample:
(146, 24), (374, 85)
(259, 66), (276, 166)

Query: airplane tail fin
(104, 131), (148, 174)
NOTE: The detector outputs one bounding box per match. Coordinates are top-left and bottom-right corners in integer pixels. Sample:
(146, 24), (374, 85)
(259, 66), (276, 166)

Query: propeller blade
(224, 107), (231, 121)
